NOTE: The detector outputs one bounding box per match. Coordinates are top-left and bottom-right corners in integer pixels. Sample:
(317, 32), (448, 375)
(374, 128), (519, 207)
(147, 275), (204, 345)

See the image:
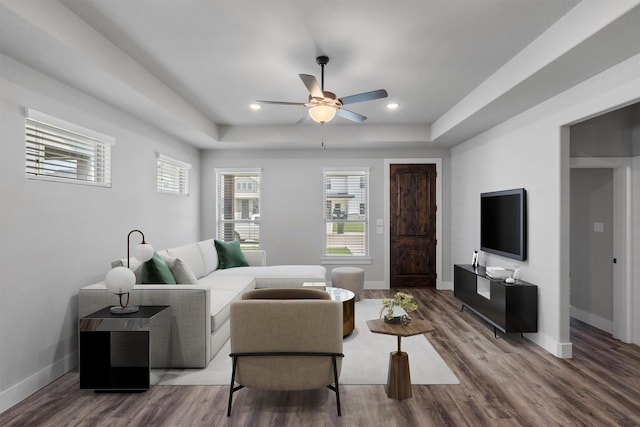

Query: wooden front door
(390, 164), (437, 288)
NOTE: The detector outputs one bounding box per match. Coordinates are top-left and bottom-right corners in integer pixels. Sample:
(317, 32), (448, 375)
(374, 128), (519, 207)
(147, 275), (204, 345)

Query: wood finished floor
(2, 288), (640, 426)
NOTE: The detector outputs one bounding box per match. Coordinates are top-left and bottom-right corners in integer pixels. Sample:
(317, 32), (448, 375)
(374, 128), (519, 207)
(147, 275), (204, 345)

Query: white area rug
(153, 299), (458, 386)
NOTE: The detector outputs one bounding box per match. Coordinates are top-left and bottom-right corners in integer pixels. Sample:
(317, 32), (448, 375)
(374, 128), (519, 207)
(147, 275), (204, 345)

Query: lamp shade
(308, 105), (337, 123)
(134, 243), (154, 262)
(105, 266), (136, 295)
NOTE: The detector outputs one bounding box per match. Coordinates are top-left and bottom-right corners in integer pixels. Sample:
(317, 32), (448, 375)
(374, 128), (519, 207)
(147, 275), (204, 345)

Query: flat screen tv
(480, 188), (527, 261)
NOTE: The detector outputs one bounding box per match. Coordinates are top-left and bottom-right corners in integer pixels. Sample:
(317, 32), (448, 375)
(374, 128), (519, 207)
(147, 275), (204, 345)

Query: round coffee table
(325, 286), (355, 337)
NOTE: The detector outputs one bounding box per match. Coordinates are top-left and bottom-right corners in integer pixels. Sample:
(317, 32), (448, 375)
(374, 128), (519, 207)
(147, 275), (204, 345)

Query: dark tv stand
(454, 264), (537, 338)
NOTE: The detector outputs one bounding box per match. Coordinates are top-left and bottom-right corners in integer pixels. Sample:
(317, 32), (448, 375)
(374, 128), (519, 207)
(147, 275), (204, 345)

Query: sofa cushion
(242, 250), (266, 267)
(198, 274), (256, 294)
(198, 275), (256, 333)
(197, 239), (219, 274)
(214, 240), (249, 269)
(211, 265), (326, 288)
(172, 258), (199, 284)
(141, 252), (176, 284)
(162, 255), (199, 284)
(166, 243), (205, 278)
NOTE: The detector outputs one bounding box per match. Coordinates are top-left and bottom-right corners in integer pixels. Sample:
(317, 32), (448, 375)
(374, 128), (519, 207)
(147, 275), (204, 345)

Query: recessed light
(250, 103), (261, 110)
(387, 102), (399, 110)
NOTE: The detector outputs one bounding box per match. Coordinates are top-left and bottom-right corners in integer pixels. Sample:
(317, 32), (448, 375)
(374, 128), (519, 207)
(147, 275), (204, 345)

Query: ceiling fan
(256, 56), (388, 124)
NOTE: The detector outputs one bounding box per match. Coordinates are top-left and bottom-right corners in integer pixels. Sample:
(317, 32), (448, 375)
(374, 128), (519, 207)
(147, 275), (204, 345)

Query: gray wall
(571, 102), (639, 157)
(0, 57), (201, 411)
(200, 148), (451, 287)
(570, 169), (614, 323)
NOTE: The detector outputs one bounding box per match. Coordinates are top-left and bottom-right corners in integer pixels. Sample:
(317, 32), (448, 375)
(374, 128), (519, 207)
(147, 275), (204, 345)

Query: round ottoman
(331, 267), (364, 301)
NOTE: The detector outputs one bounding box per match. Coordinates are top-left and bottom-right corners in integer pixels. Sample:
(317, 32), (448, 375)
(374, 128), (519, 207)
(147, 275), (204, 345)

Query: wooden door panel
(390, 164), (436, 288)
(396, 171), (429, 235)
(394, 246), (427, 274)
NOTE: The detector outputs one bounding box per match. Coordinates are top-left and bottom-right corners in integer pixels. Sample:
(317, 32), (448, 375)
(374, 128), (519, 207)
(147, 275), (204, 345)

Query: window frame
(157, 153), (191, 196)
(215, 168), (262, 249)
(24, 108), (113, 187)
(322, 167), (371, 264)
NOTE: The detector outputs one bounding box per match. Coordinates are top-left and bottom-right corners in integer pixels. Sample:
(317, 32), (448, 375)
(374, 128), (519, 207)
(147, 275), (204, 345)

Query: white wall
(0, 56), (201, 412)
(451, 54), (640, 357)
(200, 148), (451, 288)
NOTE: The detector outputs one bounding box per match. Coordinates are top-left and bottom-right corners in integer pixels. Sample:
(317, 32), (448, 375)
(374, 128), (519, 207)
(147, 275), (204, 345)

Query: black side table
(79, 305), (171, 392)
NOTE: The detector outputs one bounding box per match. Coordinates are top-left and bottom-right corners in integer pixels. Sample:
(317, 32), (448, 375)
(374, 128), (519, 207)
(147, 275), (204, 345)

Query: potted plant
(380, 292), (418, 325)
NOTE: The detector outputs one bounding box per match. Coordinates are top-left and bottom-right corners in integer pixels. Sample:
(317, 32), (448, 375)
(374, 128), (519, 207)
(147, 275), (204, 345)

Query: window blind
(25, 111), (112, 187)
(157, 154), (190, 195)
(323, 169), (369, 257)
(215, 169), (261, 249)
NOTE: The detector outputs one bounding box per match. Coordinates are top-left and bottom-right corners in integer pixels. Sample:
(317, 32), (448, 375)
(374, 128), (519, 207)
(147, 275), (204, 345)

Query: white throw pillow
(161, 254), (199, 284)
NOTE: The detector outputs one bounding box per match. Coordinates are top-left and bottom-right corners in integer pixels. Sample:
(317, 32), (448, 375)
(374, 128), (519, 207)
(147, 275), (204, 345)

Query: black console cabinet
(454, 264), (537, 336)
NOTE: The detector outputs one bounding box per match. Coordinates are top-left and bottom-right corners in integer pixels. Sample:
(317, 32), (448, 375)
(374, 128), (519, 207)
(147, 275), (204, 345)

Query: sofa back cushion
(197, 239), (219, 275)
(166, 243), (205, 279)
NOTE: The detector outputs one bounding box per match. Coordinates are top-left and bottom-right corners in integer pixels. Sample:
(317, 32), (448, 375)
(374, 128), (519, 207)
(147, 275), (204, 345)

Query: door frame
(384, 158), (443, 289)
(569, 156), (633, 343)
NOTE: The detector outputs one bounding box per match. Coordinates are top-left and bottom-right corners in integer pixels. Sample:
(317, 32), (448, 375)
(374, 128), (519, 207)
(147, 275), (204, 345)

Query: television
(480, 188), (527, 261)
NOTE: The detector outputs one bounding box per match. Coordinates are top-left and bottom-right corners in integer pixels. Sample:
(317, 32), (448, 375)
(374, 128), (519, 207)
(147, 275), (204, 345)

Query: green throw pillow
(141, 252), (177, 284)
(214, 240), (249, 269)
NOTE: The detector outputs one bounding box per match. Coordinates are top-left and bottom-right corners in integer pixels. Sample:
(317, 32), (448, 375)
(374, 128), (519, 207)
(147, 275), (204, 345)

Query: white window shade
(323, 169), (369, 257)
(24, 109), (112, 187)
(157, 154), (190, 195)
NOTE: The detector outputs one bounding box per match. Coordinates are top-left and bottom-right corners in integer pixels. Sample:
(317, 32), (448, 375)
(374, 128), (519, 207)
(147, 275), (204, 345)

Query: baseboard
(364, 281), (452, 290)
(438, 280), (453, 291)
(570, 305), (613, 333)
(556, 341), (573, 358)
(525, 332), (573, 359)
(0, 352), (77, 414)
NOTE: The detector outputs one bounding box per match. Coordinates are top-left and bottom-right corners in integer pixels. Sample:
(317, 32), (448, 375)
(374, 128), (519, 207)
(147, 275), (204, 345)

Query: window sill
(321, 257), (372, 265)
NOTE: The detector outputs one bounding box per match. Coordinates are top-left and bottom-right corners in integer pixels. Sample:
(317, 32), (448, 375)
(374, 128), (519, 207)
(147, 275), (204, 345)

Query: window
(24, 109), (112, 187)
(323, 168), (369, 258)
(215, 169), (261, 249)
(157, 154), (190, 195)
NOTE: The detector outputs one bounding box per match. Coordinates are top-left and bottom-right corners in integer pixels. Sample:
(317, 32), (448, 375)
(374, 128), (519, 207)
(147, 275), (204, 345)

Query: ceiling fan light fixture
(308, 104), (337, 123)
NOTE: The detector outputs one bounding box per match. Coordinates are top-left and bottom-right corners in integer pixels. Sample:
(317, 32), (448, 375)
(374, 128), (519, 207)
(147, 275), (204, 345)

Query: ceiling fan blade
(299, 74), (324, 98)
(339, 89), (388, 105)
(256, 100), (305, 106)
(336, 108), (367, 123)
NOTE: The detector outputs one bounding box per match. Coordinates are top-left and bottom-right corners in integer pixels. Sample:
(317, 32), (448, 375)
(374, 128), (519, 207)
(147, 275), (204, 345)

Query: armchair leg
(229, 352), (343, 416)
(228, 356), (244, 416)
(332, 355), (342, 416)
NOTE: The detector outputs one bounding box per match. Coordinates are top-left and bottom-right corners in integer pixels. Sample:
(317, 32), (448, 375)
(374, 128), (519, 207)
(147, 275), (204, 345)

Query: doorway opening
(567, 103), (636, 343)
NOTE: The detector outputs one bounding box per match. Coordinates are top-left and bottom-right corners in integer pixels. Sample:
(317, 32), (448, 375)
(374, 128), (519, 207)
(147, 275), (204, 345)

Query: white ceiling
(1, 0), (639, 149)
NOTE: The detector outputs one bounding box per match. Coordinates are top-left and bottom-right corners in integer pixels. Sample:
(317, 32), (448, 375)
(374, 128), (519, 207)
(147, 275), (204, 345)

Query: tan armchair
(227, 288), (344, 416)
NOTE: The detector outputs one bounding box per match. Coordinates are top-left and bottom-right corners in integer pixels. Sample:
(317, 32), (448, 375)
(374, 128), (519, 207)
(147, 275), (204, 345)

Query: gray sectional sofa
(78, 239), (326, 368)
